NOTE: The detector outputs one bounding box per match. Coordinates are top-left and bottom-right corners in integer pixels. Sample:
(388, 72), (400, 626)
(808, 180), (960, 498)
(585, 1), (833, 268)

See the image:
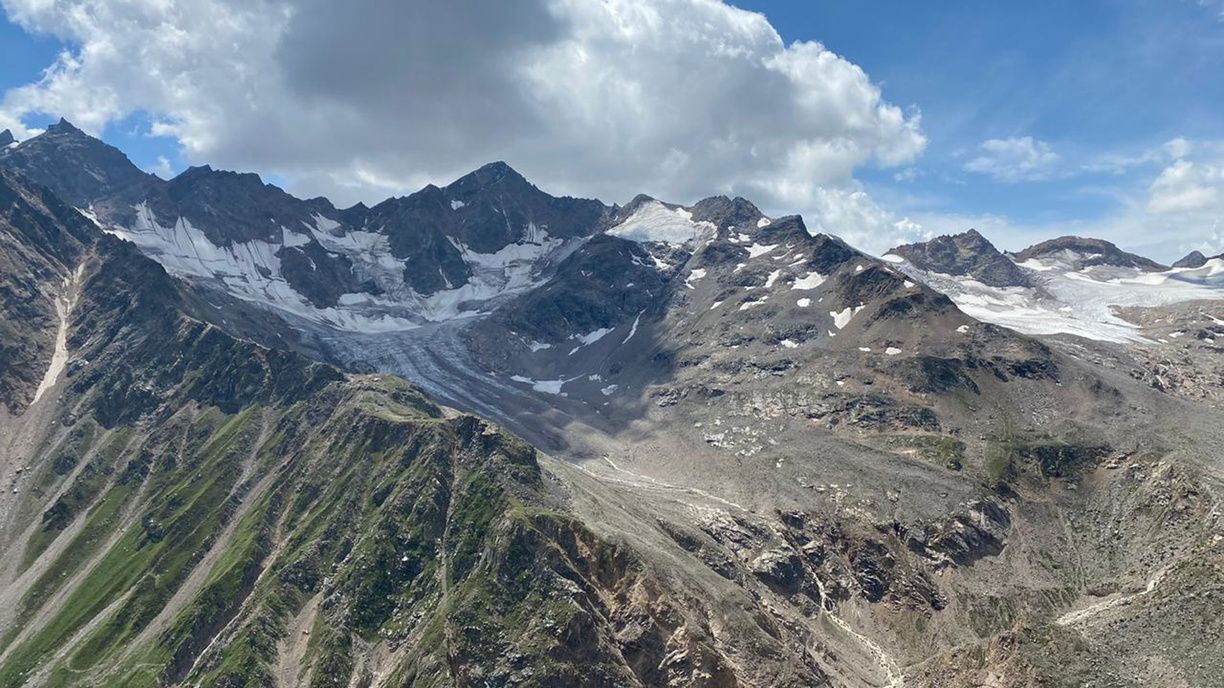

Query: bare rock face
(1174, 250), (1208, 269)
(0, 119), (155, 208)
(890, 229), (1033, 288)
(1011, 235), (1169, 272)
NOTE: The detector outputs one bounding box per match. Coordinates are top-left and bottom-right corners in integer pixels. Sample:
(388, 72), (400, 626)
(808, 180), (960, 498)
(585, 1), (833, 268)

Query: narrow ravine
(31, 265), (83, 406)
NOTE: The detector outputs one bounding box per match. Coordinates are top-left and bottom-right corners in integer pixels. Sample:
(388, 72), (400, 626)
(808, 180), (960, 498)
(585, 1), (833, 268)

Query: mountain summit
(0, 118), (154, 207)
(1011, 235), (1169, 271)
(888, 229), (1032, 288)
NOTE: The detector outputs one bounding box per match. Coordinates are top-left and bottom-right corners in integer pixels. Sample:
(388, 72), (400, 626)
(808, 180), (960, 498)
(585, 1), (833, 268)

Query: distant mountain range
(1, 121), (1223, 686)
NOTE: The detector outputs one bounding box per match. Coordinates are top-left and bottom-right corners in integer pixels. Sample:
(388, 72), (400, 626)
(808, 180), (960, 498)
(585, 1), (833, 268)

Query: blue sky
(736, 0), (1224, 254)
(1, 0), (1221, 259)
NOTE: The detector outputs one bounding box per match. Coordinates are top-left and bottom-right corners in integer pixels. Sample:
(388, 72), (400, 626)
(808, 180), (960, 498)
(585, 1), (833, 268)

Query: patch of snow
(858, 347), (871, 352)
(710, 300), (724, 310)
(510, 374), (572, 395)
(685, 268), (707, 289)
(780, 339), (799, 349)
(601, 384), (618, 396)
(622, 312), (643, 344)
(756, 217), (772, 228)
(881, 254), (904, 264)
(957, 325), (970, 333)
(451, 199), (466, 210)
(792, 271), (825, 290)
(528, 341), (552, 352)
(607, 201), (714, 245)
(747, 243), (777, 258)
(796, 297), (812, 308)
(282, 226), (312, 247)
(573, 327), (613, 346)
(885, 347), (902, 355)
(830, 304), (866, 329)
(764, 269), (782, 289)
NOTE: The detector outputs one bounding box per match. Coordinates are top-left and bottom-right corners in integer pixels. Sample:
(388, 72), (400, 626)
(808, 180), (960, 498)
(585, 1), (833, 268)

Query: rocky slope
(0, 171), (842, 687)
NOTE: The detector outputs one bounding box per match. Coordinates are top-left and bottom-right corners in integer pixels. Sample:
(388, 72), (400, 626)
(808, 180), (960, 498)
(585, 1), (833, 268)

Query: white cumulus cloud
(0, 0), (925, 247)
(963, 136), (1060, 182)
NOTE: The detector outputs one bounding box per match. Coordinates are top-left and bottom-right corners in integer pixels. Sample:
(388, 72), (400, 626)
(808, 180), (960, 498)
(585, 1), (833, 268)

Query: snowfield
(890, 252), (1224, 343)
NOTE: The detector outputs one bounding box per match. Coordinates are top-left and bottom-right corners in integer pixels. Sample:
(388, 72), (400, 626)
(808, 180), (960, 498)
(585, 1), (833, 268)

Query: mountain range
(0, 121), (1222, 687)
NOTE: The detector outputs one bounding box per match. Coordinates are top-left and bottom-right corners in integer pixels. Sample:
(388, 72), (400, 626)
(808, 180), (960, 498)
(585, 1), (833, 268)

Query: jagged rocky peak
(141, 163), (342, 246)
(689, 195), (766, 230)
(0, 117), (154, 208)
(0, 129), (14, 147)
(1011, 235), (1168, 272)
(447, 159), (530, 195)
(889, 228), (1032, 288)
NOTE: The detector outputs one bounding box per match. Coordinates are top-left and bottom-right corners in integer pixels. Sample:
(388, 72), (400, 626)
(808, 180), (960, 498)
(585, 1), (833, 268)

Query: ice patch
(510, 375), (573, 395)
(757, 217), (772, 228)
(780, 339), (799, 348)
(792, 271), (825, 290)
(573, 327), (613, 346)
(622, 312), (643, 344)
(764, 269), (782, 289)
(601, 384), (618, 396)
(885, 347), (902, 355)
(830, 304), (866, 329)
(747, 243), (777, 258)
(607, 201), (714, 245)
(451, 199), (466, 210)
(686, 268), (707, 289)
(796, 298), (811, 308)
(282, 226), (312, 247)
(881, 254), (904, 264)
